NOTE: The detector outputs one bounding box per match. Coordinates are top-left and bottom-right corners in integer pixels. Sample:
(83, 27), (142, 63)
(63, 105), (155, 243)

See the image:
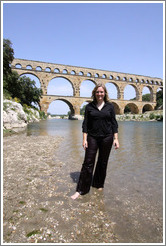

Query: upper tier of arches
(12, 58), (163, 86)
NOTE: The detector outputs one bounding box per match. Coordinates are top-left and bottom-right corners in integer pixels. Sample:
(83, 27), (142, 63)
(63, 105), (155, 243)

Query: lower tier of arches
(40, 95), (156, 116)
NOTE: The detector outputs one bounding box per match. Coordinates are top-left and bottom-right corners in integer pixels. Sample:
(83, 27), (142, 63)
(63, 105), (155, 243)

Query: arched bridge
(11, 58), (163, 116)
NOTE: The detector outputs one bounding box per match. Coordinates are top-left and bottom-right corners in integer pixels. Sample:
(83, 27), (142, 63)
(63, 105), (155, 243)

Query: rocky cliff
(3, 99), (41, 130)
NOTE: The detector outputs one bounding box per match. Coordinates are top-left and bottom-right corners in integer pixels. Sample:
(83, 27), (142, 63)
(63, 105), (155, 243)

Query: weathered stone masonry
(11, 58), (163, 116)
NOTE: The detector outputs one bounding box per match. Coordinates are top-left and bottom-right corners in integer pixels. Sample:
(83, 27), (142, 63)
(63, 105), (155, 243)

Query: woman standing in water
(71, 83), (119, 200)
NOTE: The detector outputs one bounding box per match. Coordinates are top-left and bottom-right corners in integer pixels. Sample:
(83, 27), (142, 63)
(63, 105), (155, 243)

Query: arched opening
(79, 71), (84, 76)
(124, 85), (137, 100)
(45, 67), (51, 72)
(36, 66), (42, 71)
(47, 77), (74, 96)
(142, 86), (152, 101)
(19, 73), (41, 109)
(71, 70), (76, 75)
(47, 99), (73, 117)
(54, 68), (60, 73)
(19, 73), (41, 88)
(15, 64), (22, 69)
(80, 79), (96, 97)
(142, 104), (153, 113)
(26, 65), (32, 70)
(80, 101), (89, 115)
(105, 82), (118, 99)
(87, 72), (92, 77)
(111, 102), (120, 114)
(63, 69), (68, 74)
(124, 103), (139, 114)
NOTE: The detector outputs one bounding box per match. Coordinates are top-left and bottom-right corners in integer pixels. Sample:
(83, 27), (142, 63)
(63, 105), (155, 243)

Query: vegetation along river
(3, 119), (163, 243)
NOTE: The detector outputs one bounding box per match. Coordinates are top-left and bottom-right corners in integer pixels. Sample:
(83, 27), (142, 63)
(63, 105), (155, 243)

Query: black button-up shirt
(82, 101), (118, 137)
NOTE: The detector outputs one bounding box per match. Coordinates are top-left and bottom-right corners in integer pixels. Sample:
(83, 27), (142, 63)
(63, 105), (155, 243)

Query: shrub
(39, 111), (47, 119)
(149, 113), (155, 119)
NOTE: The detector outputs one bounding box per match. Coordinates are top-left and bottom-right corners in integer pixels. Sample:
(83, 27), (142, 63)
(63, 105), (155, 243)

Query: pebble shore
(3, 133), (118, 244)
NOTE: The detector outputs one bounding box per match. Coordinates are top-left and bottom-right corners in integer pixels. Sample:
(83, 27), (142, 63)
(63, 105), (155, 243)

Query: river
(26, 119), (163, 243)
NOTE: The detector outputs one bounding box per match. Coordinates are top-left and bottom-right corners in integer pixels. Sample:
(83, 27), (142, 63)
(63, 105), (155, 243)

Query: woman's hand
(113, 138), (119, 150)
(83, 133), (88, 150)
(113, 133), (119, 150)
(83, 139), (88, 150)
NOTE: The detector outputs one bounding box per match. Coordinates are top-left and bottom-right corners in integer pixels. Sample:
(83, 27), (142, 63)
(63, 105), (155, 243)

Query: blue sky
(2, 1), (164, 114)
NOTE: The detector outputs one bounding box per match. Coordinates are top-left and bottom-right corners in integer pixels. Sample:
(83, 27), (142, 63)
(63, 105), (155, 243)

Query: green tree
(16, 76), (43, 107)
(142, 93), (150, 101)
(80, 104), (86, 115)
(124, 105), (131, 113)
(156, 90), (163, 109)
(3, 39), (16, 97)
(3, 39), (14, 76)
(3, 38), (43, 107)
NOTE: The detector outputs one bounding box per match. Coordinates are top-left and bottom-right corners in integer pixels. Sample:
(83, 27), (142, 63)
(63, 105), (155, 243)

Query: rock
(3, 99), (41, 130)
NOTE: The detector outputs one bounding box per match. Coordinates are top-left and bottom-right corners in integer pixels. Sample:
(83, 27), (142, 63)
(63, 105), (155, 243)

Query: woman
(71, 83), (119, 200)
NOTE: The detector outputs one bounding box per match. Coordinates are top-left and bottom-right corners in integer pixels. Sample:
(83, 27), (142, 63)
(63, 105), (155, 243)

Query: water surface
(27, 119), (163, 243)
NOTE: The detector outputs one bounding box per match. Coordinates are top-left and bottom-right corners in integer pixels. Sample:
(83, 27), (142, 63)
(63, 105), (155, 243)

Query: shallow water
(27, 119), (163, 243)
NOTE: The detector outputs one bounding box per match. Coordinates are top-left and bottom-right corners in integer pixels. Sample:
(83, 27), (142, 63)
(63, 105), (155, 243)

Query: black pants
(76, 134), (113, 195)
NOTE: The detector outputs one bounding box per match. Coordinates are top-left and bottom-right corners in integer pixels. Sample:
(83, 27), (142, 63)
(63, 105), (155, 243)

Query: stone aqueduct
(11, 58), (163, 117)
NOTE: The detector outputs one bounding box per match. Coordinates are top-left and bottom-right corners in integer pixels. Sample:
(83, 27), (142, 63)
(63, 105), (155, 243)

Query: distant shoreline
(48, 110), (163, 122)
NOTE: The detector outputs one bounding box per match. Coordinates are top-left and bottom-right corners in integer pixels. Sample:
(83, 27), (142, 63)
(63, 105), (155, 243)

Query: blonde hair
(91, 83), (109, 103)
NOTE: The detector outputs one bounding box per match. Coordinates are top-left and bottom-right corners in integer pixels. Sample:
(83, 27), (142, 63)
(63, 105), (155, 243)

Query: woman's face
(95, 86), (105, 102)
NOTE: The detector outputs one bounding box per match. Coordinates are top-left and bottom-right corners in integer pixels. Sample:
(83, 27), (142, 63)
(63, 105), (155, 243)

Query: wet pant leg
(92, 134), (113, 188)
(76, 135), (98, 195)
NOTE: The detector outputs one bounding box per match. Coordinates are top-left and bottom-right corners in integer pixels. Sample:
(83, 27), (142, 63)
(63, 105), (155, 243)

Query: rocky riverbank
(116, 110), (163, 121)
(3, 99), (46, 134)
(48, 110), (163, 122)
(3, 134), (117, 243)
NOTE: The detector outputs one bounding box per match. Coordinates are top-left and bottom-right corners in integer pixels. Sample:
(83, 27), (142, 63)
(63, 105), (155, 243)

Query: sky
(2, 1), (164, 115)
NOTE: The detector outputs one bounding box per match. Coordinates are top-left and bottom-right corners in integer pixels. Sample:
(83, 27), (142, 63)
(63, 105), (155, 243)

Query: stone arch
(45, 67), (51, 72)
(63, 69), (68, 74)
(111, 102), (120, 114)
(47, 76), (74, 96)
(87, 72), (92, 77)
(142, 85), (153, 102)
(36, 66), (42, 71)
(71, 70), (76, 75)
(48, 99), (75, 115)
(18, 72), (41, 87)
(26, 65), (32, 70)
(124, 84), (139, 100)
(80, 100), (91, 115)
(80, 79), (97, 97)
(105, 82), (120, 100)
(79, 71), (84, 76)
(15, 63), (22, 68)
(142, 104), (154, 113)
(124, 102), (139, 114)
(54, 68), (60, 73)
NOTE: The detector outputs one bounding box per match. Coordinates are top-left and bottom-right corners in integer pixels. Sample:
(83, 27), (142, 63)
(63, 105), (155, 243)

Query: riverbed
(3, 120), (163, 243)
